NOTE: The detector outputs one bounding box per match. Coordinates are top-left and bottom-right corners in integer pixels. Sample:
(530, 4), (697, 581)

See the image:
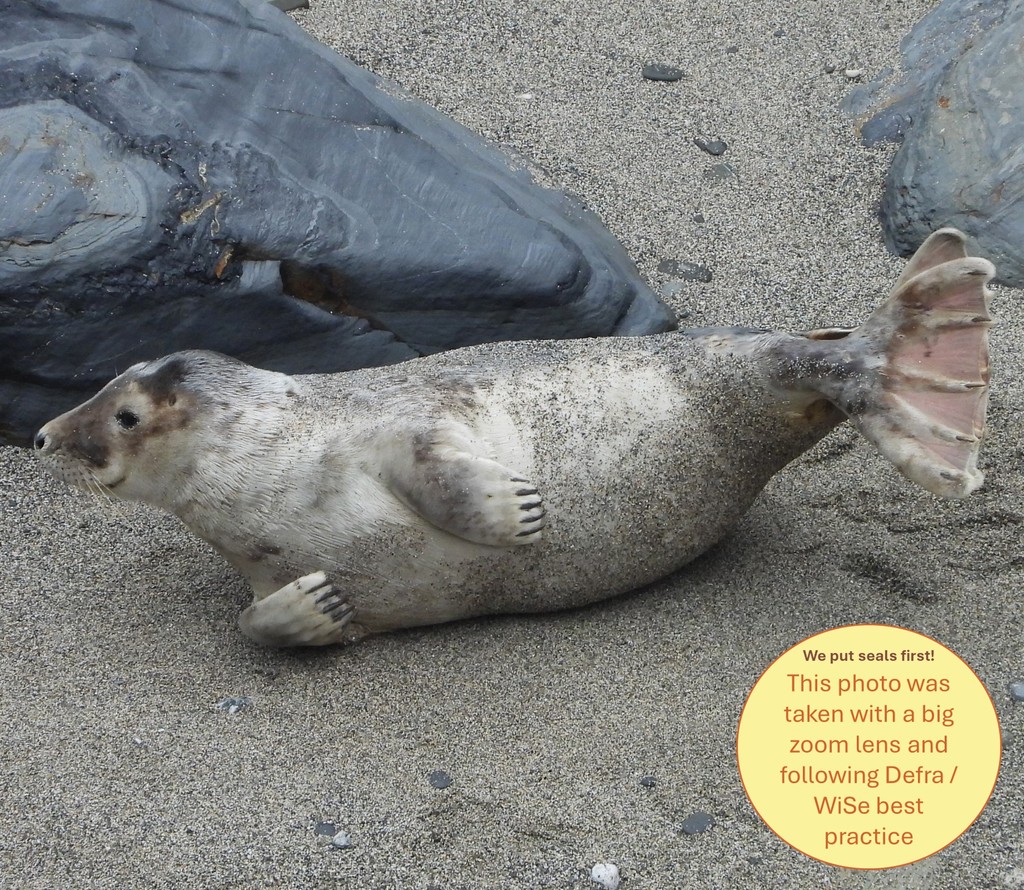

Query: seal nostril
(34, 432), (47, 451)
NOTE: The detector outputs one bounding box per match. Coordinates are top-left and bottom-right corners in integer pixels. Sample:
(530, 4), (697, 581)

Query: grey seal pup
(36, 229), (993, 647)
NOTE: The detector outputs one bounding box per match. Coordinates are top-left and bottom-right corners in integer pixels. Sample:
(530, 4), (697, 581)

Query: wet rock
(642, 63), (684, 82)
(680, 812), (714, 835)
(694, 137), (728, 157)
(428, 770), (453, 789)
(214, 696), (253, 715)
(0, 0), (675, 446)
(845, 0), (1024, 286)
(706, 163), (739, 182)
(657, 260), (713, 283)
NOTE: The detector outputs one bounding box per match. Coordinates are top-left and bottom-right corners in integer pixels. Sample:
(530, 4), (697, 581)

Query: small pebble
(1009, 681), (1024, 702)
(725, 45), (739, 54)
(429, 769), (453, 789)
(773, 28), (785, 37)
(641, 63), (684, 82)
(693, 213), (705, 224)
(590, 862), (621, 890)
(844, 68), (864, 80)
(639, 775), (657, 788)
(214, 695), (252, 715)
(681, 812), (715, 835)
(693, 136), (728, 157)
(314, 821), (337, 836)
(706, 162), (738, 182)
(824, 62), (837, 74)
(657, 259), (713, 283)
(330, 830), (352, 849)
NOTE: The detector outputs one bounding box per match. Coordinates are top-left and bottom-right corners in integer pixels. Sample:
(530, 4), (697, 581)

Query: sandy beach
(2, 0), (1022, 887)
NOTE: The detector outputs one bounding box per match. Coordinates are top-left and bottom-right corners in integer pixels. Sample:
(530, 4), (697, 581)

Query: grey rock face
(845, 0), (1024, 286)
(0, 0), (673, 445)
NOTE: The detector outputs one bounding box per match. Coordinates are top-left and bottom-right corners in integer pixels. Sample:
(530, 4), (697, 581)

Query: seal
(36, 229), (993, 647)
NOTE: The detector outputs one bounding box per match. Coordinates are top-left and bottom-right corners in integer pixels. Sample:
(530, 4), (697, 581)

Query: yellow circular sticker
(736, 625), (1000, 869)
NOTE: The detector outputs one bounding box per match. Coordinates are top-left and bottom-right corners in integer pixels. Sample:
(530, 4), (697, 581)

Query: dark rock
(773, 28), (785, 37)
(428, 770), (453, 789)
(1009, 682), (1024, 702)
(693, 137), (728, 157)
(706, 163), (739, 182)
(845, 0), (1024, 287)
(642, 63), (684, 82)
(692, 213), (705, 224)
(314, 821), (338, 836)
(680, 812), (714, 835)
(214, 696), (252, 715)
(725, 45), (740, 54)
(0, 0), (675, 446)
(657, 260), (713, 283)
(639, 776), (657, 788)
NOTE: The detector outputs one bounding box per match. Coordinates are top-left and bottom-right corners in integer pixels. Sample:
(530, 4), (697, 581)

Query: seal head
(35, 351), (298, 508)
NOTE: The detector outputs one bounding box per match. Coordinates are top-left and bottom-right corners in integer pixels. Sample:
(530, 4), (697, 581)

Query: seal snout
(33, 430), (48, 451)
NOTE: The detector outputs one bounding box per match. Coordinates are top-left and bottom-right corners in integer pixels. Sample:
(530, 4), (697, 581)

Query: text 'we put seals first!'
(736, 625), (1000, 869)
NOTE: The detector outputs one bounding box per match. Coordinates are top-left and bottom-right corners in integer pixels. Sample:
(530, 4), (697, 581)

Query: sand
(3, 1), (1023, 887)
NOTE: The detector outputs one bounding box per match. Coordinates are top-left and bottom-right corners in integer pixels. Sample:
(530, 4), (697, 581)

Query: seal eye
(115, 409), (140, 430)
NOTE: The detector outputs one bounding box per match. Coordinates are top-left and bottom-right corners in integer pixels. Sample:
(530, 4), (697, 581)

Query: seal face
(36, 230), (993, 648)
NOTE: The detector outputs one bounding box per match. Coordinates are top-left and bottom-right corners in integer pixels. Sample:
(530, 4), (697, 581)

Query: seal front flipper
(378, 425), (546, 546)
(238, 571), (360, 647)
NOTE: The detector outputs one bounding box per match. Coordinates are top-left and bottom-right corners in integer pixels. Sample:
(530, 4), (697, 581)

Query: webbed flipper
(784, 229), (993, 499)
(852, 234), (992, 498)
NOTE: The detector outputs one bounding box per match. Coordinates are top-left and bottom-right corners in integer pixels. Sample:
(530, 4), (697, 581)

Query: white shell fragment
(590, 862), (621, 890)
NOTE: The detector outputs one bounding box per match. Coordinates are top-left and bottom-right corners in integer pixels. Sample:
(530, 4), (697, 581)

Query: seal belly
(299, 340), (836, 631)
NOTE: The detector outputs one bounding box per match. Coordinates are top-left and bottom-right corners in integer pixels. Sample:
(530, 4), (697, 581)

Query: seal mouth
(39, 453), (126, 496)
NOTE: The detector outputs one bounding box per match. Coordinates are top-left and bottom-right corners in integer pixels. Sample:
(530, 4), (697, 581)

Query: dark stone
(773, 28), (785, 37)
(0, 0), (675, 446)
(693, 137), (728, 157)
(428, 770), (453, 789)
(680, 812), (714, 835)
(725, 45), (740, 54)
(213, 696), (252, 715)
(693, 213), (705, 224)
(642, 63), (685, 82)
(314, 821), (337, 836)
(845, 0), (1024, 287)
(1009, 682), (1024, 702)
(706, 163), (739, 182)
(639, 776), (657, 788)
(657, 260), (713, 283)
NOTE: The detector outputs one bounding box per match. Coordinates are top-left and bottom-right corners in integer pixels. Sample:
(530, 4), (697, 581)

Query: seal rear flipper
(852, 251), (992, 498)
(379, 426), (546, 547)
(798, 229), (994, 499)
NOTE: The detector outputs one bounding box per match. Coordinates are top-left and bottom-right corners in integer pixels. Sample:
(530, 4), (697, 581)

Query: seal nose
(34, 431), (48, 451)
